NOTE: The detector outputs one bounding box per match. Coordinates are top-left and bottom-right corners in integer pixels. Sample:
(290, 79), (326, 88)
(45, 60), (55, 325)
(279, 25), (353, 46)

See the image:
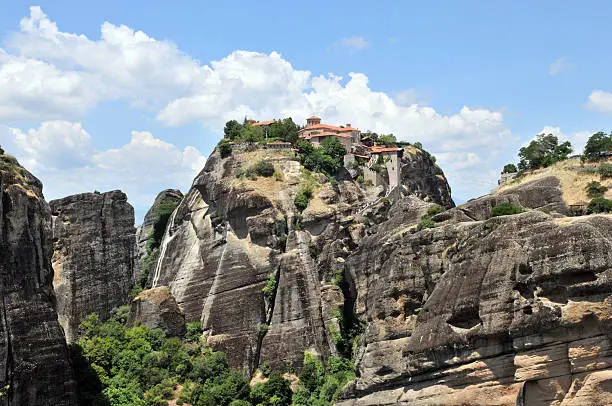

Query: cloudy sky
(1, 2), (611, 222)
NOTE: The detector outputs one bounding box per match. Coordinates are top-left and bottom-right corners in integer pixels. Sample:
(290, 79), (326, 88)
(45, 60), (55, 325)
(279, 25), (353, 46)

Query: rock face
(0, 155), (77, 405)
(50, 191), (136, 343)
(151, 146), (453, 373)
(135, 189), (183, 284)
(339, 178), (612, 405)
(128, 286), (186, 337)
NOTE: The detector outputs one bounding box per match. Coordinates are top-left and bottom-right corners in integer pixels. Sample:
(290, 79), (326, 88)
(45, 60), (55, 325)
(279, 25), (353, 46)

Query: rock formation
(338, 177), (612, 405)
(128, 286), (186, 337)
(150, 146), (452, 373)
(51, 191), (136, 343)
(135, 189), (183, 284)
(0, 154), (77, 405)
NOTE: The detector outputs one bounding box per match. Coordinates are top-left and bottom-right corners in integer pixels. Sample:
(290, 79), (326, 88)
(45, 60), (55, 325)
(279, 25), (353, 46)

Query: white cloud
(585, 90), (612, 113)
(338, 36), (370, 51)
(549, 57), (574, 75)
(11, 121), (94, 170)
(0, 6), (520, 203)
(3, 122), (206, 221)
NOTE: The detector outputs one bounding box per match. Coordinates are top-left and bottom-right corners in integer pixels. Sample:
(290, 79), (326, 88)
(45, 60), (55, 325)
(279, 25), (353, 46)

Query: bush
(185, 321), (203, 343)
(587, 197), (612, 213)
(599, 163), (612, 179)
(426, 205), (442, 217)
(294, 185), (313, 212)
(490, 203), (523, 217)
(586, 181), (608, 198)
(273, 170), (283, 181)
(262, 273), (277, 298)
(0, 146), (4, 155)
(417, 217), (436, 230)
(251, 160), (275, 177)
(218, 140), (233, 158)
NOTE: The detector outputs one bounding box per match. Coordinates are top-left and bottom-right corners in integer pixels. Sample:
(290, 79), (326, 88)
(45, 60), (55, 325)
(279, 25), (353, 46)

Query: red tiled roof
(337, 126), (360, 132)
(312, 132), (352, 139)
(252, 120), (276, 126)
(369, 145), (401, 153)
(299, 123), (342, 132)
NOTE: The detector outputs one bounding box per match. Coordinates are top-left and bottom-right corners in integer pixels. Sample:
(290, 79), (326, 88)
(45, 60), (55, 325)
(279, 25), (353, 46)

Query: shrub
(417, 217), (436, 230)
(273, 170), (283, 181)
(587, 197), (612, 213)
(0, 146), (4, 155)
(491, 203), (523, 217)
(262, 273), (277, 298)
(218, 140), (233, 158)
(294, 185), (313, 212)
(251, 160), (275, 177)
(586, 181), (608, 198)
(599, 163), (612, 179)
(426, 205), (442, 217)
(185, 321), (203, 343)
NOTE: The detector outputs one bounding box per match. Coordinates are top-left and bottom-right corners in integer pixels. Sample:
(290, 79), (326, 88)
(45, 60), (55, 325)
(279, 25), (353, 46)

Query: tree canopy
(518, 133), (572, 170)
(502, 163), (518, 174)
(583, 131), (612, 161)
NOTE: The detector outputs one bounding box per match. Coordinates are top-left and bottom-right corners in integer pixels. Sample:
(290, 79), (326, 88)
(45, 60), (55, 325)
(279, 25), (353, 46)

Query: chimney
(346, 124), (351, 128)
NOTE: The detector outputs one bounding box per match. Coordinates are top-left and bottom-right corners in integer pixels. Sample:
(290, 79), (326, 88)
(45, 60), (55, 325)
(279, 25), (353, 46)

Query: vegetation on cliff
(71, 308), (301, 406)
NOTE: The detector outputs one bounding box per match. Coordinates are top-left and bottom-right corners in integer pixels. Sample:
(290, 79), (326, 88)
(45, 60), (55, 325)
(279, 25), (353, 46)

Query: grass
(497, 157), (612, 205)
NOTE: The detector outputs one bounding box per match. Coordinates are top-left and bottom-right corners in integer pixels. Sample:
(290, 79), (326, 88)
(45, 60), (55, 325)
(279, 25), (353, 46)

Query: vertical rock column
(51, 191), (136, 343)
(0, 154), (77, 405)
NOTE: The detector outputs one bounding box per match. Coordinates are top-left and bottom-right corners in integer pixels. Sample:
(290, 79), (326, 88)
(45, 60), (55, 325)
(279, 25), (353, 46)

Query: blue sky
(1, 1), (611, 221)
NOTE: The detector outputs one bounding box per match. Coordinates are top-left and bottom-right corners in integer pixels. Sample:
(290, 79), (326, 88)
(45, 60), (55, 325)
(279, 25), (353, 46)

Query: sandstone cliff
(0, 154), (77, 405)
(150, 145), (452, 374)
(338, 177), (612, 405)
(51, 191), (136, 343)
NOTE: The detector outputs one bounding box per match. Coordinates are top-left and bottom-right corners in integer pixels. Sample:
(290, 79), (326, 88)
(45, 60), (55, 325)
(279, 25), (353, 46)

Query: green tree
(249, 373), (292, 406)
(583, 131), (612, 161)
(224, 120), (243, 140)
(218, 140), (233, 158)
(268, 118), (299, 143)
(587, 197), (612, 213)
(518, 133), (572, 170)
(377, 134), (397, 147)
(241, 125), (265, 144)
(321, 137), (346, 167)
(502, 163), (518, 174)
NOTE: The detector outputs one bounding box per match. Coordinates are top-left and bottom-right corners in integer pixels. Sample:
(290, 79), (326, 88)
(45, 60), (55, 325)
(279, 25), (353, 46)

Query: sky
(1, 1), (611, 222)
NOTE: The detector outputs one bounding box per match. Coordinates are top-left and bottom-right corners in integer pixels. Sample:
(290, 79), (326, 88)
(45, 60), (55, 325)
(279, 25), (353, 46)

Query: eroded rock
(0, 154), (77, 405)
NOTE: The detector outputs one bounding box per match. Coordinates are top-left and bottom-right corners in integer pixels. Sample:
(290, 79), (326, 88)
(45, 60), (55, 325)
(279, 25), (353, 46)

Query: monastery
(248, 116), (404, 189)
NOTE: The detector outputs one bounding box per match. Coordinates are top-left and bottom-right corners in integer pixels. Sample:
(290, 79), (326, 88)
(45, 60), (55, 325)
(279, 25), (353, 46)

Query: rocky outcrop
(151, 146), (454, 374)
(128, 286), (186, 337)
(0, 154), (77, 405)
(51, 191), (136, 343)
(135, 189), (183, 284)
(398, 147), (454, 209)
(339, 178), (612, 405)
